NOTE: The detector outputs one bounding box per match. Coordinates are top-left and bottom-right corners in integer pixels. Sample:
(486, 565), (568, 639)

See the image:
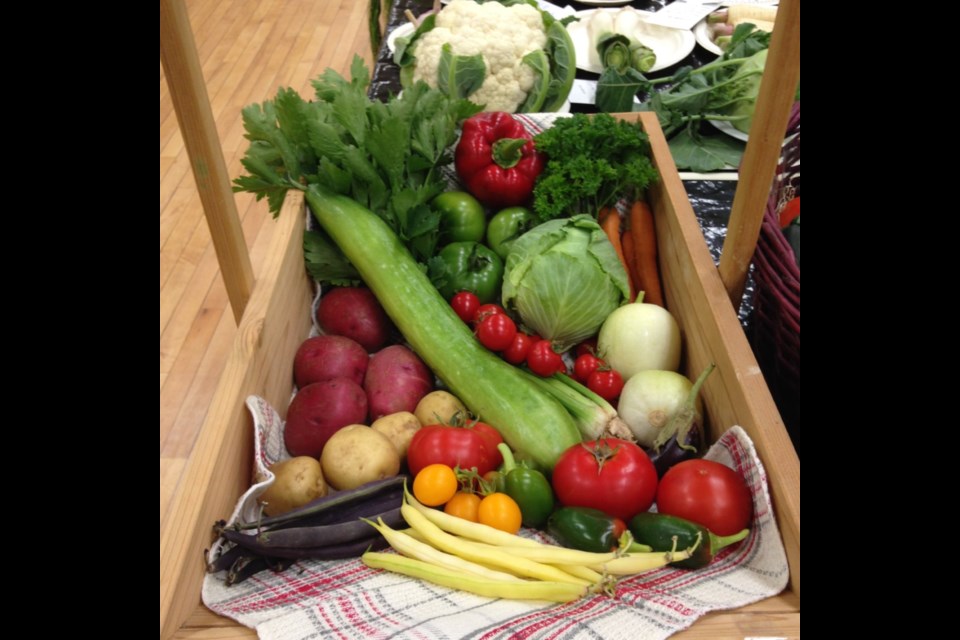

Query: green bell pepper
(435, 241), (504, 304)
(498, 443), (553, 529)
(629, 512), (749, 570)
(486, 206), (537, 259)
(547, 507), (651, 553)
(432, 191), (487, 245)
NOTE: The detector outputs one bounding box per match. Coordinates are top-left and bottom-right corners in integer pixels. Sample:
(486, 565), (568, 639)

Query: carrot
(629, 201), (663, 307)
(621, 230), (638, 303)
(601, 208), (635, 301)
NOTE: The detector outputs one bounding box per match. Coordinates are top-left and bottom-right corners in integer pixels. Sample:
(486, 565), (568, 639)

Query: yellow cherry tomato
(443, 491), (482, 522)
(477, 492), (522, 534)
(413, 463), (458, 507)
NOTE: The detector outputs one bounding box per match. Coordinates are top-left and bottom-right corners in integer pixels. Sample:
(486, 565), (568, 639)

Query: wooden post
(718, 0), (801, 308)
(160, 0), (254, 323)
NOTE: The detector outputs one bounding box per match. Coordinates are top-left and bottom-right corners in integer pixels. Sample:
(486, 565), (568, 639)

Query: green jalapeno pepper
(628, 512), (749, 569)
(498, 443), (553, 529)
(547, 506), (651, 553)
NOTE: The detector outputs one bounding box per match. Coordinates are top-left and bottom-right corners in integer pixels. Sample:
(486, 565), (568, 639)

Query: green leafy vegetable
(635, 25), (772, 171)
(531, 113), (659, 221)
(595, 65), (649, 114)
(519, 49), (551, 113)
(437, 43), (486, 101)
(232, 56), (482, 281)
(502, 215), (630, 351)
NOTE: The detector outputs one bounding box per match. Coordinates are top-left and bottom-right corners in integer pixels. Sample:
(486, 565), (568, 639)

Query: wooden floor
(160, 0), (374, 532)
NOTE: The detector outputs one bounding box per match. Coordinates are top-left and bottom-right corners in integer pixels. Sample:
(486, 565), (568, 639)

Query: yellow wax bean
(362, 552), (588, 603)
(401, 503), (592, 586)
(365, 518), (522, 582)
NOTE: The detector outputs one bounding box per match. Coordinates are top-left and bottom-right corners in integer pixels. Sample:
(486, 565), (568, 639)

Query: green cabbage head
(502, 214), (630, 351)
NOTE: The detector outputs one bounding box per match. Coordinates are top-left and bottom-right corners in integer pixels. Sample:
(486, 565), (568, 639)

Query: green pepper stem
(711, 528), (749, 552)
(491, 138), (528, 169)
(498, 442), (517, 474)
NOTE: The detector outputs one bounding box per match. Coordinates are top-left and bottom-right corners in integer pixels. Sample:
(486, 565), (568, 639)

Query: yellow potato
(414, 390), (467, 427)
(257, 456), (328, 516)
(371, 411), (422, 459)
(321, 425), (401, 490)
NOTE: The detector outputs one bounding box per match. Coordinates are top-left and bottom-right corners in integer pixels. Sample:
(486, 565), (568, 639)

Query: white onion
(597, 302), (681, 379)
(617, 370), (702, 447)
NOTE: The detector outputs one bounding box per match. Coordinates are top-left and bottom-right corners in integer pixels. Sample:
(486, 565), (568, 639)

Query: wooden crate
(159, 112), (800, 639)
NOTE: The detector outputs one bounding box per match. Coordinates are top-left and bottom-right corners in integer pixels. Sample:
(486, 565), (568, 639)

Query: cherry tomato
(444, 491), (482, 522)
(476, 313), (517, 352)
(450, 291), (480, 324)
(587, 368), (624, 400)
(526, 340), (566, 377)
(478, 492), (522, 534)
(472, 303), (505, 326)
(656, 459), (753, 536)
(575, 338), (598, 358)
(502, 332), (535, 365)
(573, 353), (602, 383)
(551, 438), (658, 521)
(407, 426), (499, 477)
(413, 464), (459, 506)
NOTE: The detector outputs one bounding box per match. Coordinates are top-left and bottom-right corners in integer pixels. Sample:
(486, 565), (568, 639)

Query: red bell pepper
(454, 112), (544, 208)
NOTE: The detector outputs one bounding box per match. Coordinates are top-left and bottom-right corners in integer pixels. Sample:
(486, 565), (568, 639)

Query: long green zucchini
(305, 185), (581, 470)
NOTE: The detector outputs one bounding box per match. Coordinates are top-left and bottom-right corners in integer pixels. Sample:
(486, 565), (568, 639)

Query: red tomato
(467, 421), (504, 468)
(407, 425), (498, 477)
(551, 438), (658, 521)
(502, 332), (534, 365)
(526, 340), (566, 377)
(476, 313), (517, 352)
(656, 459), (753, 536)
(587, 368), (624, 400)
(573, 353), (602, 383)
(450, 291), (480, 324)
(472, 303), (505, 326)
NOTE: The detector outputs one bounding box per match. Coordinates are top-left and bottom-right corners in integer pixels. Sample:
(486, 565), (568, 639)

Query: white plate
(693, 18), (723, 56)
(566, 9), (696, 75)
(709, 119), (749, 142)
(386, 22), (415, 55)
(576, 0), (634, 6)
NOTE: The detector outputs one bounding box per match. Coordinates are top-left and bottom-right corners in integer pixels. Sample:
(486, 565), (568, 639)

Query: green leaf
(303, 229), (361, 286)
(332, 88), (368, 147)
(668, 127), (744, 172)
(541, 20), (576, 112)
(595, 66), (648, 114)
(394, 13), (436, 67)
(437, 43), (486, 101)
(367, 115), (410, 189)
(305, 117), (346, 164)
(519, 49), (550, 113)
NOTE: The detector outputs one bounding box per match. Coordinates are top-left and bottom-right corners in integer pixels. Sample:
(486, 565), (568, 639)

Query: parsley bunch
(531, 113), (659, 221)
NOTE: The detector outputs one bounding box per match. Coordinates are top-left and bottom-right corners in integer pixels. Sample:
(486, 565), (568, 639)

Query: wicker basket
(750, 103), (800, 450)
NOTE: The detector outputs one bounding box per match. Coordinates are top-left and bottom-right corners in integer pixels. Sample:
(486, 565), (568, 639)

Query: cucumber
(305, 185), (582, 471)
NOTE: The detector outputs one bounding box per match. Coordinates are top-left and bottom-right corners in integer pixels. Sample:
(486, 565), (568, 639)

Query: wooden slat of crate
(159, 114), (799, 638)
(160, 191), (312, 637)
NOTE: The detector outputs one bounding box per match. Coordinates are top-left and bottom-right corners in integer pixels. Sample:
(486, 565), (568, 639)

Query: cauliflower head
(412, 0), (548, 113)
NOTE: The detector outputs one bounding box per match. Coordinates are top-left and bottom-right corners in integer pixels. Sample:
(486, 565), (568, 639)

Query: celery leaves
(233, 56), (482, 281)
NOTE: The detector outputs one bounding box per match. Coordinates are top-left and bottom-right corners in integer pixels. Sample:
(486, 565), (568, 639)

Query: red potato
(316, 287), (394, 352)
(364, 345), (433, 420)
(284, 378), (369, 458)
(293, 335), (369, 388)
